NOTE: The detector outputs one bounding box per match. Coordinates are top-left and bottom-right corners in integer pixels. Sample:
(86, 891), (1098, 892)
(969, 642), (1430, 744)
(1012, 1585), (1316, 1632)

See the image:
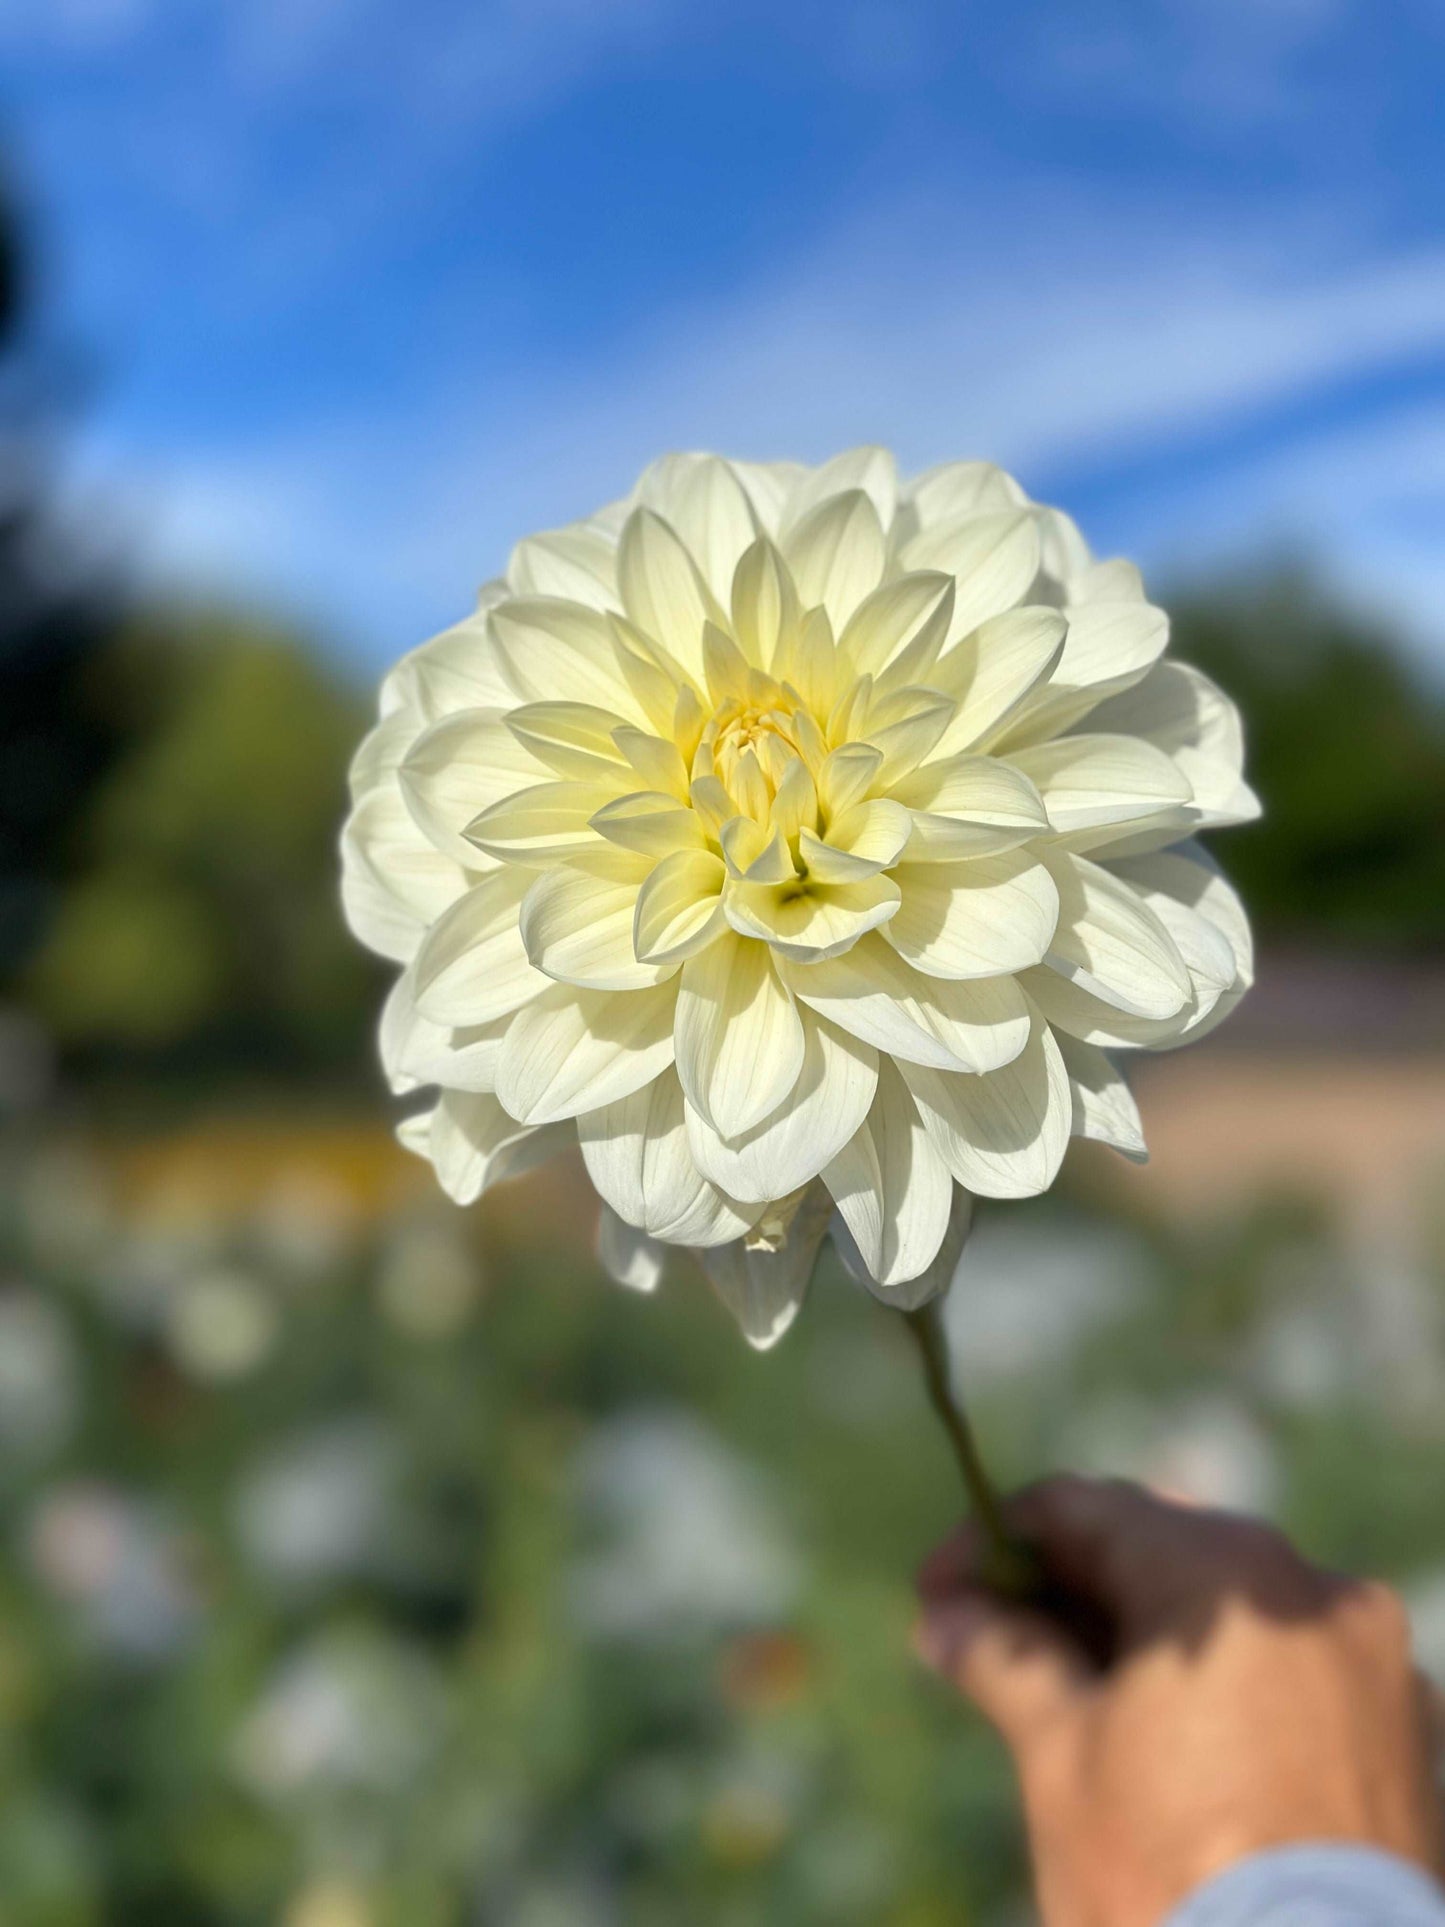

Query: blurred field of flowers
(3, 159), (1445, 1926)
(2, 1120), (1444, 1925)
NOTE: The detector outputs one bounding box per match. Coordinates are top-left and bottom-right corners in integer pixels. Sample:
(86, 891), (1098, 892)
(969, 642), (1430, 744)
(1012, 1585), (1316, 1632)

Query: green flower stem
(903, 1298), (1040, 1598)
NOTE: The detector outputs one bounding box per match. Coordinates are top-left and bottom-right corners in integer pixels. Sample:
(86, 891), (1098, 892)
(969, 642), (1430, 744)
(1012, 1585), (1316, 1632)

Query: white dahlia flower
(343, 449), (1257, 1349)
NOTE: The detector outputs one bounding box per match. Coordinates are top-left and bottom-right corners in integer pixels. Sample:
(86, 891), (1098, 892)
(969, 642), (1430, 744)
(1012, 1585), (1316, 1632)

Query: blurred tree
(1173, 572), (1445, 952)
(0, 161), (127, 984)
(26, 609), (384, 1072)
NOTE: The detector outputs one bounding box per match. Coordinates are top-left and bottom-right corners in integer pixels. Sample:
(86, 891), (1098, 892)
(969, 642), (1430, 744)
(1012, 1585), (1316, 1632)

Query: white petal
(578, 1072), (761, 1247)
(633, 850), (728, 963)
(1087, 661), (1259, 828)
(383, 612), (517, 721)
(412, 869), (548, 1024)
(724, 873), (901, 963)
(899, 1016), (1071, 1199)
(782, 446), (898, 532)
(730, 536), (802, 671)
(342, 787), (470, 963)
(399, 707), (551, 863)
(380, 966), (509, 1094)
(893, 753), (1050, 860)
(799, 799), (912, 881)
(1043, 850), (1193, 1020)
(508, 524), (620, 611)
(699, 1188), (833, 1350)
(906, 460), (1024, 525)
(1009, 734), (1193, 834)
(504, 701), (632, 781)
(885, 851), (1060, 979)
(781, 937), (1030, 1073)
(1057, 1035), (1148, 1162)
(495, 980), (678, 1125)
(837, 1185), (974, 1314)
(686, 1009), (878, 1203)
(596, 1206), (666, 1293)
(467, 779), (628, 864)
(616, 506), (719, 678)
(427, 1092), (569, 1205)
(782, 489), (887, 631)
(1112, 843), (1252, 988)
(929, 607), (1067, 756)
(839, 571), (953, 680)
(349, 706), (416, 805)
(1004, 600), (1168, 742)
(1020, 964), (1192, 1051)
(900, 509), (1040, 642)
(643, 455), (762, 606)
(489, 597), (648, 720)
(520, 865), (674, 991)
(822, 1059), (953, 1286)
(674, 934), (805, 1137)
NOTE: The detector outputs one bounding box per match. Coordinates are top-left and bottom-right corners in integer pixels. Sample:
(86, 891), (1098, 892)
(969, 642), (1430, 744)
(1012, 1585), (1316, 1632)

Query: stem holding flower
(903, 1298), (1040, 1597)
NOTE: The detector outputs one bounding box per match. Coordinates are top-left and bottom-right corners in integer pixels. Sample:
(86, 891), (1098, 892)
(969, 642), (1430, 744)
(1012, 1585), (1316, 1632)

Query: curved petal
(399, 707), (551, 863)
(1043, 851), (1194, 1020)
(929, 607), (1067, 756)
(835, 1184), (974, 1313)
(578, 1071), (761, 1247)
(1056, 1035), (1148, 1162)
(782, 489), (887, 631)
(885, 851), (1059, 979)
(724, 873), (901, 962)
(634, 850), (728, 964)
(699, 1197), (830, 1351)
(489, 597), (649, 720)
(341, 787), (469, 963)
(899, 508), (1040, 643)
(780, 937), (1030, 1073)
(412, 868), (547, 1025)
(822, 1058), (954, 1286)
(616, 506), (720, 677)
(781, 445), (898, 533)
(495, 980), (678, 1126)
(686, 1009), (878, 1203)
(520, 865), (674, 991)
(596, 1206), (666, 1292)
(415, 1092), (570, 1205)
(508, 524), (620, 611)
(674, 934), (806, 1137)
(1009, 734), (1193, 835)
(899, 1015), (1071, 1199)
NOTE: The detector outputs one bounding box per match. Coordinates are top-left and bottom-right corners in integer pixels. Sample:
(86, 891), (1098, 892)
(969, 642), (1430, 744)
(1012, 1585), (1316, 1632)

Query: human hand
(916, 1476), (1444, 1927)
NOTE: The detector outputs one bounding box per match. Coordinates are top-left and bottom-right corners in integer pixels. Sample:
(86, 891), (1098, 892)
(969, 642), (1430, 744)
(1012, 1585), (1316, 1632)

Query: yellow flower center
(704, 697), (806, 801)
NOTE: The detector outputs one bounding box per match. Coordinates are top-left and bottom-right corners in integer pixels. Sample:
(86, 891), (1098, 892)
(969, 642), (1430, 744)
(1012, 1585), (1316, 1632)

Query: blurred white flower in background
(570, 1408), (799, 1640)
(343, 448), (1255, 1347)
(165, 1267), (278, 1382)
(232, 1628), (445, 1801)
(374, 1216), (482, 1338)
(0, 1287), (78, 1459)
(27, 1482), (201, 1661)
(235, 1419), (400, 1593)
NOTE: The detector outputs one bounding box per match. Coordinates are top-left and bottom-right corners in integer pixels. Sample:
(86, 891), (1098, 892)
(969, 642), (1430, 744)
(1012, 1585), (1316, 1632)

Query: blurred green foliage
(1175, 576), (1445, 950)
(1, 1153), (1441, 1926)
(24, 614), (383, 1068)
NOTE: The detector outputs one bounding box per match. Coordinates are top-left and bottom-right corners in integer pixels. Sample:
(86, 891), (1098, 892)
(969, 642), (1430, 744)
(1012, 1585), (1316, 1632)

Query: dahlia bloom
(343, 449), (1256, 1348)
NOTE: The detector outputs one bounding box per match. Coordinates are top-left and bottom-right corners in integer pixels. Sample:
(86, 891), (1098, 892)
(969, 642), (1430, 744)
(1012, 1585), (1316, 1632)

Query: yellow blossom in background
(342, 449), (1256, 1346)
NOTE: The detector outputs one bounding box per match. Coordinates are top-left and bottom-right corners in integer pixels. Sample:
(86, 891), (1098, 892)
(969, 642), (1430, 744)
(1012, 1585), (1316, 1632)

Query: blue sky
(5, 0), (1445, 677)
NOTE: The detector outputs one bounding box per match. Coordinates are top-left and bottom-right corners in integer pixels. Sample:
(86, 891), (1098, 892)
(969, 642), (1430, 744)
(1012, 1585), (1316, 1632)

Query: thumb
(916, 1531), (1091, 1750)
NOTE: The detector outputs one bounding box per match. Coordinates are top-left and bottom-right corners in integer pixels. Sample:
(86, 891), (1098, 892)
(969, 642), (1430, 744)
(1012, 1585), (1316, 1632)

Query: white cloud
(71, 176), (1445, 675)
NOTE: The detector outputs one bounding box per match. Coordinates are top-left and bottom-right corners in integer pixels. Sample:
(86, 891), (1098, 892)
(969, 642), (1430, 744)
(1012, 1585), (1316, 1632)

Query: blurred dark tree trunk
(0, 164), (126, 984)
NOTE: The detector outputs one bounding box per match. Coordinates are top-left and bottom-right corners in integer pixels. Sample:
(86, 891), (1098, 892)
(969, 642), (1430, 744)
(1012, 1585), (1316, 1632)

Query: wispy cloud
(84, 175), (1445, 672)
